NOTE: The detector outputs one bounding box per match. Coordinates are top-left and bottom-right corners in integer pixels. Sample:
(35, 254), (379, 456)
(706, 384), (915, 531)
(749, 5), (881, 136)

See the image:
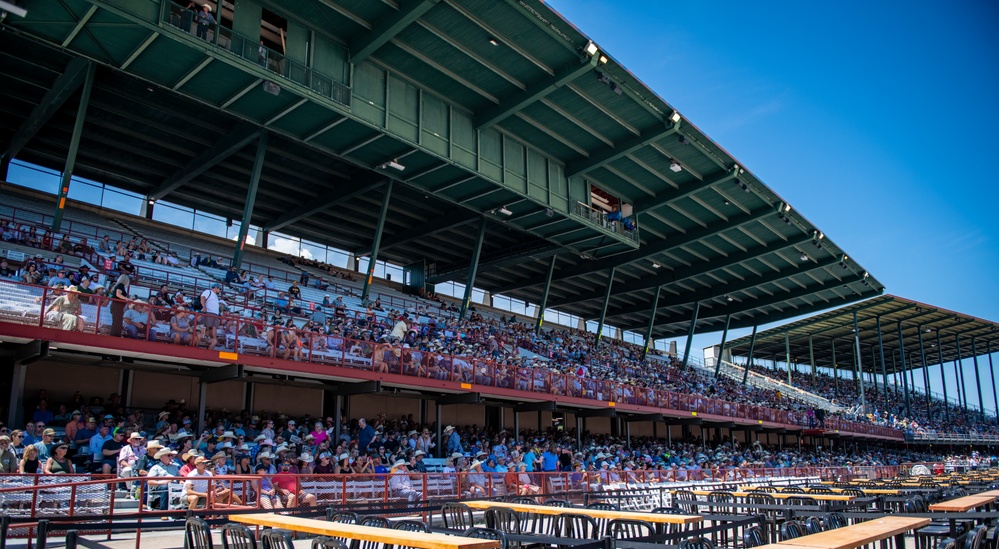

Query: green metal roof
(724, 295), (999, 374)
(0, 0), (884, 339)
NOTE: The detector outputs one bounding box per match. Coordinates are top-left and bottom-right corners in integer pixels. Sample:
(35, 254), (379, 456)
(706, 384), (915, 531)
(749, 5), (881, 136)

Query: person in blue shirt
(445, 425), (462, 456)
(522, 447), (536, 473)
(541, 444), (559, 472)
(357, 418), (375, 452)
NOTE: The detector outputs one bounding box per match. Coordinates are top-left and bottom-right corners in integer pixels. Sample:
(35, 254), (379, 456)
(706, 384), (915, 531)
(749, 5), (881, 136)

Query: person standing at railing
(194, 3), (215, 40)
(199, 283), (222, 351)
(109, 273), (130, 337)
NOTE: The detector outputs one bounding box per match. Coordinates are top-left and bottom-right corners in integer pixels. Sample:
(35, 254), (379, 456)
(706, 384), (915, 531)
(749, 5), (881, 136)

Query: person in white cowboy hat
(195, 2), (216, 40)
(466, 459), (488, 497)
(388, 459), (422, 502)
(146, 448), (179, 513)
(444, 425), (462, 455)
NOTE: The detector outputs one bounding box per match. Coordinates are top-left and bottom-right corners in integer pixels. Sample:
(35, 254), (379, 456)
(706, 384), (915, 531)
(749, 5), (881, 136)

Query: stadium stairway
(713, 359), (844, 412)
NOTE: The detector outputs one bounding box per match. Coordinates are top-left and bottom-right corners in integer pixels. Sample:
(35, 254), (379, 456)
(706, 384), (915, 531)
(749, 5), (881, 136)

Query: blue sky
(548, 0), (999, 411)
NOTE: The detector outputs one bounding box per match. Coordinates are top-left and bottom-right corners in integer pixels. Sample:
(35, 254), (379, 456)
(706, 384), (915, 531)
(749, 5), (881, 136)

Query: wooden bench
(231, 513), (499, 549)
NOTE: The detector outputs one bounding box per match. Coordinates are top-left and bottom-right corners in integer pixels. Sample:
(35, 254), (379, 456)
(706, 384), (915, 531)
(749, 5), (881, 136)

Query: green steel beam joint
(264, 176), (386, 232)
(349, 0), (441, 65)
(593, 267), (616, 349)
(535, 255), (558, 334)
(566, 119), (679, 177)
(149, 122), (261, 201)
(477, 53), (600, 130)
(459, 217), (488, 320)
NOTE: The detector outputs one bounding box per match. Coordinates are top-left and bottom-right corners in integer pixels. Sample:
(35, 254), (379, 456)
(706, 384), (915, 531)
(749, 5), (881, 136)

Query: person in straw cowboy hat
(183, 456), (212, 509)
(444, 425), (462, 455)
(388, 459), (422, 502)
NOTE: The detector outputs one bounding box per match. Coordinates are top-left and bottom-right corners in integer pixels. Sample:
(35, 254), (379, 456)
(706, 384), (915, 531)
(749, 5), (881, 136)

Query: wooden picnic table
(975, 489), (999, 498)
(230, 513), (499, 549)
(738, 486), (901, 495)
(752, 516), (930, 549)
(928, 495), (995, 512)
(928, 494), (996, 537)
(463, 500), (702, 525)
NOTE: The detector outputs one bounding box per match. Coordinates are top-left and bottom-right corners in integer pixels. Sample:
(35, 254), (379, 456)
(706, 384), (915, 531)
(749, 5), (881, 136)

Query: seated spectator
(388, 459), (422, 502)
(123, 300), (159, 341)
(44, 287), (84, 331)
(183, 456), (212, 509)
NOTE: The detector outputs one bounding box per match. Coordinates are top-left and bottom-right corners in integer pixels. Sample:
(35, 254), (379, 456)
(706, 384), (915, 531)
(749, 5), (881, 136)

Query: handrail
(0, 279), (905, 441)
(715, 359), (844, 412)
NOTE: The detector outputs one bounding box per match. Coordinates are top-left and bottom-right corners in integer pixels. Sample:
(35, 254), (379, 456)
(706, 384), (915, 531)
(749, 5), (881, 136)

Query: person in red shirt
(272, 459), (316, 508)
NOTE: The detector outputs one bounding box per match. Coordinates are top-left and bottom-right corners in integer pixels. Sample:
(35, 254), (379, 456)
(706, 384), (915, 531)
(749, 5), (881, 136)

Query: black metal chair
(781, 487), (805, 494)
(785, 496), (815, 507)
(485, 507), (521, 535)
(555, 513), (600, 538)
(360, 517), (390, 528)
(841, 488), (866, 497)
(393, 521), (429, 533)
(745, 492), (779, 542)
(463, 527), (508, 549)
(312, 539), (349, 549)
(186, 517), (214, 549)
(755, 486), (778, 493)
(606, 519), (654, 540)
(221, 524), (257, 549)
(823, 512), (848, 530)
(963, 525), (987, 549)
(261, 530), (295, 549)
(807, 487), (833, 494)
(677, 537), (716, 549)
(779, 520), (805, 541)
(742, 526), (767, 548)
(802, 516), (823, 535)
(651, 507), (691, 535)
(935, 538), (957, 549)
(544, 499), (572, 507)
(672, 490), (699, 514)
(327, 510), (360, 523)
(586, 502), (619, 510)
(442, 502), (475, 531)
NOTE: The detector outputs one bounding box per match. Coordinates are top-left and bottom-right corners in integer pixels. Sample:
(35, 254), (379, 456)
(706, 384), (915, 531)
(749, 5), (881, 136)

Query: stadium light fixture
(725, 295), (734, 302)
(498, 206), (513, 216)
(488, 37), (499, 46)
(669, 111), (681, 124)
(584, 40), (599, 56)
(799, 252), (808, 262)
(668, 161), (682, 173)
(598, 55), (609, 65)
(382, 160), (405, 171)
(651, 262), (660, 269)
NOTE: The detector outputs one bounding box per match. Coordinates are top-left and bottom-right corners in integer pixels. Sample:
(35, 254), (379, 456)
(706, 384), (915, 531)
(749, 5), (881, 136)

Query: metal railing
(161, 1), (350, 106)
(0, 280), (905, 440)
(572, 202), (641, 244)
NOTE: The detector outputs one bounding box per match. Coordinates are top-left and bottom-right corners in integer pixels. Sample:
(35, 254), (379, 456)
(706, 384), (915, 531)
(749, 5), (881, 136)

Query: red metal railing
(0, 279), (904, 440)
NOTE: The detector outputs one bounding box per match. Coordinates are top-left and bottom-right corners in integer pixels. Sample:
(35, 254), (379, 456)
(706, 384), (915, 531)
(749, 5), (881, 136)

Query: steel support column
(956, 334), (969, 421)
(785, 331), (792, 385)
(52, 62), (96, 232)
(593, 267), (616, 349)
(714, 313), (731, 378)
(360, 180), (394, 301)
(642, 286), (662, 360)
(459, 217), (487, 319)
(896, 321), (910, 417)
(937, 330), (949, 423)
(831, 339), (839, 394)
(534, 255), (558, 334)
(232, 133), (267, 269)
(918, 327), (931, 421)
(742, 325), (758, 385)
(680, 301), (700, 369)
(809, 335), (816, 387)
(853, 311), (866, 412)
(876, 316), (888, 395)
(988, 340), (998, 426)
(972, 337), (985, 423)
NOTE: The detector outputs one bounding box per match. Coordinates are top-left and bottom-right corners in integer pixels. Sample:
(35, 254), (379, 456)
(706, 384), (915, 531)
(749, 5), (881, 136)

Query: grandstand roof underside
(724, 295), (999, 375)
(0, 0), (884, 339)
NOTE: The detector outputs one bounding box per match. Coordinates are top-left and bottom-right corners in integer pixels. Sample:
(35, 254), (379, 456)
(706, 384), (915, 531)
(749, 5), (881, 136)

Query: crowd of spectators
(2, 213), (996, 449)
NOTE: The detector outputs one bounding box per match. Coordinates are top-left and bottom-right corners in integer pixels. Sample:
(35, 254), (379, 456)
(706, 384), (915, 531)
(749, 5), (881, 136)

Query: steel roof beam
(2, 57), (92, 164)
(645, 283), (880, 335)
(497, 205), (785, 294)
(637, 167), (739, 215)
(601, 254), (839, 320)
(566, 120), (677, 177)
(477, 54), (599, 130)
(655, 287), (884, 339)
(355, 209), (480, 257)
(349, 0), (440, 65)
(428, 243), (561, 284)
(263, 176), (387, 232)
(148, 122), (260, 201)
